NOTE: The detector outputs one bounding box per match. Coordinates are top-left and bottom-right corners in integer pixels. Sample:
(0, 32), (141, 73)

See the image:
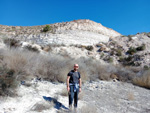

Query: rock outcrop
(0, 19), (121, 46)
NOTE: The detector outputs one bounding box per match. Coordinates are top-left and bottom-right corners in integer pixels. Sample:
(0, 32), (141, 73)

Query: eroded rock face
(0, 19), (121, 46)
(54, 19), (121, 38)
(1, 20), (150, 68)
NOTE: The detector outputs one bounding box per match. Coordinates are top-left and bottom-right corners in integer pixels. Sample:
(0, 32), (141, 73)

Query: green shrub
(136, 44), (146, 51)
(108, 57), (113, 63)
(127, 47), (137, 55)
(144, 65), (149, 70)
(116, 49), (122, 56)
(144, 32), (150, 38)
(110, 50), (115, 56)
(85, 46), (94, 51)
(100, 53), (104, 58)
(127, 35), (134, 41)
(42, 25), (51, 32)
(122, 55), (136, 66)
(119, 56), (124, 62)
(4, 38), (20, 48)
(0, 65), (17, 96)
(25, 45), (39, 52)
(124, 55), (133, 62)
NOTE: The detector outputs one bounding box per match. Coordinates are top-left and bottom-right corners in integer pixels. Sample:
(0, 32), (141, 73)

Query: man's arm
(79, 78), (82, 92)
(67, 76), (70, 92)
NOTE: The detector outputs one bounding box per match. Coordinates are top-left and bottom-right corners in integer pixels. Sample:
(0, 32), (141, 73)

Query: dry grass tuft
(80, 104), (98, 113)
(127, 92), (134, 101)
(60, 88), (68, 97)
(30, 100), (53, 112)
(78, 91), (84, 100)
(0, 61), (18, 96)
(132, 69), (150, 89)
(3, 38), (21, 48)
(113, 66), (135, 82)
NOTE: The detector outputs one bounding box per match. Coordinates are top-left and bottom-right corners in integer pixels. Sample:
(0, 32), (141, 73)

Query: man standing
(67, 64), (82, 109)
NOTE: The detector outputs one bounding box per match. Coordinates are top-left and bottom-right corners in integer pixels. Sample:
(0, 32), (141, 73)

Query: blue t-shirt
(67, 70), (81, 84)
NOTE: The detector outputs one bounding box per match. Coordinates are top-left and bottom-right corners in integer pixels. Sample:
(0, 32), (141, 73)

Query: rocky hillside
(0, 19), (150, 68)
(0, 19), (121, 45)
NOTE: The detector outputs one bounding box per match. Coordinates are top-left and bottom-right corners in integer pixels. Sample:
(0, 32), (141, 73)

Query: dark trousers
(69, 85), (79, 108)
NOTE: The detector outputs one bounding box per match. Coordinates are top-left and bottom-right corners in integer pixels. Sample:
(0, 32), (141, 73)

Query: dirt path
(0, 80), (150, 113)
(82, 81), (150, 113)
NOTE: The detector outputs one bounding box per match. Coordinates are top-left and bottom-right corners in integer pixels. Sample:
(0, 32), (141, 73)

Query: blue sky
(0, 0), (150, 35)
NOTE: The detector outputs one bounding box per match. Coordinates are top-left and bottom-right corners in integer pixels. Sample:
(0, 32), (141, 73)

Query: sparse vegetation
(144, 32), (150, 38)
(85, 45), (94, 51)
(116, 49), (122, 56)
(0, 47), (136, 84)
(127, 92), (134, 101)
(4, 38), (20, 48)
(119, 56), (124, 62)
(147, 32), (150, 38)
(1, 43), (149, 96)
(60, 88), (68, 97)
(136, 44), (146, 51)
(30, 100), (53, 112)
(108, 57), (113, 63)
(0, 62), (18, 96)
(144, 65), (149, 70)
(124, 55), (133, 62)
(42, 25), (51, 32)
(127, 47), (137, 55)
(25, 45), (40, 52)
(100, 52), (104, 58)
(80, 104), (98, 113)
(127, 35), (134, 41)
(42, 45), (52, 52)
(133, 69), (150, 89)
(123, 55), (135, 66)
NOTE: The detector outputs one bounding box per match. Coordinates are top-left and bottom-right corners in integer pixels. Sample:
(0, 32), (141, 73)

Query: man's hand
(67, 86), (70, 92)
(79, 88), (81, 92)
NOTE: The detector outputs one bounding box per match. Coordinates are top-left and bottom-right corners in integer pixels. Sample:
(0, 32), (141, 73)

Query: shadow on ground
(43, 96), (69, 110)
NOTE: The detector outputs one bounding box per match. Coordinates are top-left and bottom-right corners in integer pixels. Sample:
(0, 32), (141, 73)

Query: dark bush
(25, 45), (39, 52)
(136, 44), (146, 51)
(127, 47), (137, 55)
(118, 56), (124, 62)
(121, 55), (136, 66)
(116, 49), (122, 56)
(144, 65), (149, 70)
(4, 38), (20, 48)
(124, 55), (134, 62)
(144, 32), (150, 38)
(127, 35), (134, 41)
(0, 65), (17, 96)
(42, 25), (51, 32)
(108, 57), (113, 63)
(85, 46), (94, 51)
